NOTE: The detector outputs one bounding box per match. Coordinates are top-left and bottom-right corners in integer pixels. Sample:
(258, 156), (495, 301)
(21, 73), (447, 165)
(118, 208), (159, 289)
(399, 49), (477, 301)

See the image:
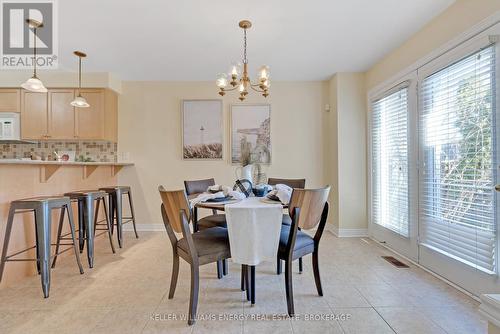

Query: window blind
(420, 45), (497, 273)
(371, 85), (410, 237)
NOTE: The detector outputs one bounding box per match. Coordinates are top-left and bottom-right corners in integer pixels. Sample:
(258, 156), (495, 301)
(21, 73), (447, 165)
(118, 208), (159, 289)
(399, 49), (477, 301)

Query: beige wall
(366, 0), (500, 90)
(327, 73), (367, 232)
(117, 81), (330, 227)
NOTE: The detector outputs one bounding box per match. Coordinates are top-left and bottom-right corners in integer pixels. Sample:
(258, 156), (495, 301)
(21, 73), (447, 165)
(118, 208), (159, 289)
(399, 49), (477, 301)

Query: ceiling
(56, 0), (455, 81)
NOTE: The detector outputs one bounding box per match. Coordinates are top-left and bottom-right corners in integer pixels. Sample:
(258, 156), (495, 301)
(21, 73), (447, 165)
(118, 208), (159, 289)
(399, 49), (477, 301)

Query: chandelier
(216, 20), (270, 101)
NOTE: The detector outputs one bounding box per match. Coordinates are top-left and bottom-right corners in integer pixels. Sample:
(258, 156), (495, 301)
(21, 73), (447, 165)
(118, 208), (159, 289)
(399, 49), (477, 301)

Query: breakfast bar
(0, 160), (134, 289)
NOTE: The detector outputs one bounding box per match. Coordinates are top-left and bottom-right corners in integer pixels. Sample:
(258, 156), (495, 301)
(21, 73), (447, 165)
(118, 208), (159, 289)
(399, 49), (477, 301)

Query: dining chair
(184, 178), (227, 231)
(158, 186), (231, 326)
(278, 186), (330, 317)
(268, 177), (306, 274)
(184, 178), (228, 278)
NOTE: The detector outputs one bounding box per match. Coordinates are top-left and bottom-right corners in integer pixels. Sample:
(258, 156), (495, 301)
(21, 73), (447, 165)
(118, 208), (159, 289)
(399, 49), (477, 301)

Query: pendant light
(21, 19), (47, 93)
(70, 51), (90, 108)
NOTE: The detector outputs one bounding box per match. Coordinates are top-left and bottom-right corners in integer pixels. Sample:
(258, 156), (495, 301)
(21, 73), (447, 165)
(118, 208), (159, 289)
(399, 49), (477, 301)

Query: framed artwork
(231, 104), (271, 164)
(182, 100), (223, 160)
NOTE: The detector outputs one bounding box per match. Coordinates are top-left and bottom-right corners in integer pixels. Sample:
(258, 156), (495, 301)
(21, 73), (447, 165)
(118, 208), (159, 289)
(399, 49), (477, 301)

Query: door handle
(495, 185), (500, 192)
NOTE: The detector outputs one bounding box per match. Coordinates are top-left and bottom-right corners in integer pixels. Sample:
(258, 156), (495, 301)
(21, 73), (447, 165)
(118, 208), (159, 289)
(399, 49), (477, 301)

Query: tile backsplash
(0, 141), (117, 162)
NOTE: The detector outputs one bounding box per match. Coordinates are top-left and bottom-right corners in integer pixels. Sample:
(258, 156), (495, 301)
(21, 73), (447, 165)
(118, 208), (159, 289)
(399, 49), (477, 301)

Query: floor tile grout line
(374, 306), (452, 334)
(372, 306), (398, 334)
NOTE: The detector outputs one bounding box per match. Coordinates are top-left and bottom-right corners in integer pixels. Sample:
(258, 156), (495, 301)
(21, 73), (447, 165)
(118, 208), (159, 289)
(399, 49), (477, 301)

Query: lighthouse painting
(182, 100), (223, 159)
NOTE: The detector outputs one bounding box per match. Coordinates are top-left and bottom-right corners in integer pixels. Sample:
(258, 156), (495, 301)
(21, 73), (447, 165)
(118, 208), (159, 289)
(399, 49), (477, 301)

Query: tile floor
(0, 231), (486, 333)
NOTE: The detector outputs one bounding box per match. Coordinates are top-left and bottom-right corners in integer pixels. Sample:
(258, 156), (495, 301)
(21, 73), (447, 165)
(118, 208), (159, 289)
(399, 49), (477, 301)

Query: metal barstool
(52, 190), (115, 269)
(0, 196), (84, 298)
(99, 186), (138, 248)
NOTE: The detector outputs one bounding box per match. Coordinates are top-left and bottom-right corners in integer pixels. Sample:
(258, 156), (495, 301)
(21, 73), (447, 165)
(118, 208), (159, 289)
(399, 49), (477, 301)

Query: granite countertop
(0, 159), (134, 166)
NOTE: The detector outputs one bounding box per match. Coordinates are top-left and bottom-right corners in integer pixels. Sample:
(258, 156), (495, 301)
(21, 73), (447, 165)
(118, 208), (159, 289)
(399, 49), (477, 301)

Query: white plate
(260, 197), (283, 205)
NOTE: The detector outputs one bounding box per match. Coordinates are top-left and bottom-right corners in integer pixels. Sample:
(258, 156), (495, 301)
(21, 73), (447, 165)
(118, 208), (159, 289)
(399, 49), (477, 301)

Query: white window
(371, 84), (410, 237)
(419, 45), (497, 273)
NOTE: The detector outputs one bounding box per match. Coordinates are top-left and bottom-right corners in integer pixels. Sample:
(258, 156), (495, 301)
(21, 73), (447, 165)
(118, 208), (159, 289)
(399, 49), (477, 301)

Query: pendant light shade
(21, 77), (47, 93)
(70, 94), (90, 108)
(21, 19), (47, 93)
(70, 51), (90, 108)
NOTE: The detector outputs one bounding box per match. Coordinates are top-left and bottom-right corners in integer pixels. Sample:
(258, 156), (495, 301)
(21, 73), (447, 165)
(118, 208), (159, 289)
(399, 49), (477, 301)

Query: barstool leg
(84, 198), (95, 268)
(0, 206), (16, 283)
(108, 194), (115, 235)
(51, 206), (66, 268)
(93, 199), (100, 238)
(34, 212), (41, 274)
(66, 204), (84, 275)
(101, 198), (116, 253)
(35, 205), (51, 298)
(115, 191), (123, 248)
(77, 200), (85, 253)
(127, 191), (139, 239)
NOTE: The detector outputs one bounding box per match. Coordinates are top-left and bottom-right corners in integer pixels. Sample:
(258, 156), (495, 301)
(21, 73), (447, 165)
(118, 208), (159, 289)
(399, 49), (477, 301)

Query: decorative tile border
(0, 141), (117, 162)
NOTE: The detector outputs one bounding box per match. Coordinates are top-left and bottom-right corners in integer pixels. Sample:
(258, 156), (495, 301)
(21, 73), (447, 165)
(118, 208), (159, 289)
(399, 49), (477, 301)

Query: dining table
(192, 195), (286, 304)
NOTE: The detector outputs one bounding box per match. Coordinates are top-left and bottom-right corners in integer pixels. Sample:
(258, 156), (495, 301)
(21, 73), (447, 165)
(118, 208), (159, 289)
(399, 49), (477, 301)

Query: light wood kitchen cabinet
(0, 89), (20, 112)
(75, 89), (105, 140)
(48, 89), (75, 140)
(21, 90), (48, 140)
(19, 88), (118, 141)
(104, 89), (118, 142)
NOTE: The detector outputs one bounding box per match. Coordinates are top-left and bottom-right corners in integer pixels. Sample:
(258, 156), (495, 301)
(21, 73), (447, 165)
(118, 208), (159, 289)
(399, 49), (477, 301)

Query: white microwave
(0, 112), (21, 140)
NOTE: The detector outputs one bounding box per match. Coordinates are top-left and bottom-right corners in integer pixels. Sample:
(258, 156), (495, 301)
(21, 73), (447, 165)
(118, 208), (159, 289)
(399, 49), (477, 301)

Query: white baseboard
(125, 222), (368, 237)
(326, 224), (369, 237)
(122, 223), (164, 232)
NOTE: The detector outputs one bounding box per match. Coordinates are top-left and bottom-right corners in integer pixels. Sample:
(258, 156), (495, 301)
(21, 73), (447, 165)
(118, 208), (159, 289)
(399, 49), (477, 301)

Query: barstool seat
(99, 186), (138, 248)
(0, 195), (84, 298)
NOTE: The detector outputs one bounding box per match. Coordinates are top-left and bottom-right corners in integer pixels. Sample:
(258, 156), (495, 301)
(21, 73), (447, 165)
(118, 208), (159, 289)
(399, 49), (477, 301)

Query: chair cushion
(282, 214), (292, 226)
(197, 214), (227, 229)
(177, 227), (230, 258)
(278, 224), (314, 254)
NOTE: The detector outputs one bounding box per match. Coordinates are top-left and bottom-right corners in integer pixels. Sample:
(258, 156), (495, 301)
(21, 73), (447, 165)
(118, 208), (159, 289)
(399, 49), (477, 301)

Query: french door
(370, 28), (500, 296)
(417, 36), (500, 296)
(369, 76), (419, 262)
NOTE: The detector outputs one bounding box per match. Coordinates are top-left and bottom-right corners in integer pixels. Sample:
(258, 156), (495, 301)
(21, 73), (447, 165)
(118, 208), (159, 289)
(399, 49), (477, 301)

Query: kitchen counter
(0, 159), (133, 166)
(0, 159), (134, 182)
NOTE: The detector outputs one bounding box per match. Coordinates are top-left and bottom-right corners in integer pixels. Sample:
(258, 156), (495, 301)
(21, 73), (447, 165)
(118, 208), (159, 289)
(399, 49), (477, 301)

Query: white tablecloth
(225, 197), (283, 265)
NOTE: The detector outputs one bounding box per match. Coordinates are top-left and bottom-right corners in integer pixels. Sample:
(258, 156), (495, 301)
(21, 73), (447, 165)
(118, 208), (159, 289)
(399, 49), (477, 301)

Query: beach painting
(182, 100), (223, 159)
(231, 104), (271, 164)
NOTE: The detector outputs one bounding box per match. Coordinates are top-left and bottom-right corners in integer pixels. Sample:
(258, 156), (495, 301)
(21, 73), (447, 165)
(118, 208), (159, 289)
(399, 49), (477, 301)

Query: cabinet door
(75, 89), (104, 140)
(104, 89), (118, 142)
(21, 91), (48, 140)
(48, 89), (75, 139)
(0, 89), (20, 112)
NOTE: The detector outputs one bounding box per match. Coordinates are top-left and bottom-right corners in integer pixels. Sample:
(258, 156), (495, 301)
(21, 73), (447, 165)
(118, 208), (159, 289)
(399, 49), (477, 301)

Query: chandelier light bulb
(230, 62), (241, 77)
(239, 82), (245, 92)
(259, 65), (270, 81)
(216, 73), (228, 88)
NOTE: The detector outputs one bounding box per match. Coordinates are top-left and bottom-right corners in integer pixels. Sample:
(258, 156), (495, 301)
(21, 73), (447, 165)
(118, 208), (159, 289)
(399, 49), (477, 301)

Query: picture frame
(182, 99), (223, 160)
(231, 104), (271, 165)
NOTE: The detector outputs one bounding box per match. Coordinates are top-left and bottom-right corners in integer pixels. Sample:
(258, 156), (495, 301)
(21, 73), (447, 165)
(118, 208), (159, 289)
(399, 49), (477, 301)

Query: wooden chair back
(184, 178), (216, 195)
(289, 186), (330, 230)
(158, 186), (191, 233)
(268, 178), (306, 189)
